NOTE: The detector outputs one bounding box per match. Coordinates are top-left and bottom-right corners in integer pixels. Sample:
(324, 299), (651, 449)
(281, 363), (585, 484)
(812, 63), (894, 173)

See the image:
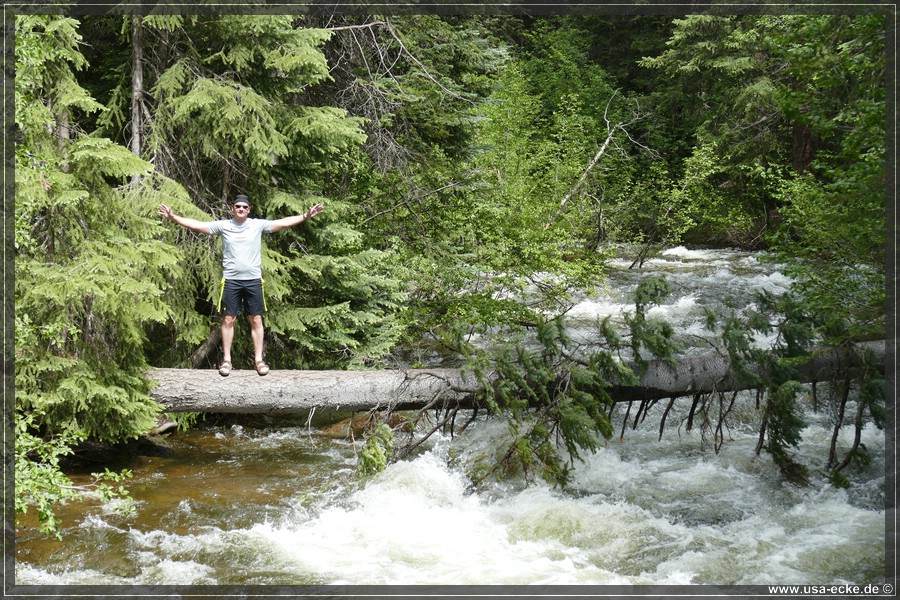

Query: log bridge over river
(150, 341), (885, 415)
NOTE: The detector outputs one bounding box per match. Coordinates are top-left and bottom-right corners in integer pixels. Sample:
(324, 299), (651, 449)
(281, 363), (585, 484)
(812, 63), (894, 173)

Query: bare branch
(360, 182), (461, 225)
(325, 21), (388, 32)
(547, 93), (623, 227)
(381, 19), (473, 103)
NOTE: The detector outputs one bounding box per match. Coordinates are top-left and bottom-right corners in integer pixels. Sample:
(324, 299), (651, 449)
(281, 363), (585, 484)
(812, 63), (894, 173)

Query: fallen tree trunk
(150, 368), (480, 415)
(607, 340), (886, 402)
(149, 340), (885, 415)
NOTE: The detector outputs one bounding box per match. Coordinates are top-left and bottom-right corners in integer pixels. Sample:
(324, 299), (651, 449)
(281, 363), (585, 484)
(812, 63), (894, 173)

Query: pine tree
(15, 14), (178, 535)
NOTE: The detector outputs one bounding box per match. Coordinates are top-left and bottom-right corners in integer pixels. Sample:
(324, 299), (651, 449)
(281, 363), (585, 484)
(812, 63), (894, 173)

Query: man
(158, 194), (324, 376)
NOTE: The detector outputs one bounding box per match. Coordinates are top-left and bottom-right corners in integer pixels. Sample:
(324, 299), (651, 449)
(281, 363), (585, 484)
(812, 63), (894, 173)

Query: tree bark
(792, 122), (815, 173)
(149, 341), (885, 415)
(129, 16), (144, 184)
(150, 368), (480, 414)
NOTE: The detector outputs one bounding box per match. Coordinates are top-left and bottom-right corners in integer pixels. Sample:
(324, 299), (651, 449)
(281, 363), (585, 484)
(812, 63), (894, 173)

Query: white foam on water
(649, 491), (885, 585)
(662, 246), (732, 261)
(640, 247), (742, 272)
(569, 432), (883, 583)
(137, 559), (216, 585)
(647, 294), (700, 321)
(248, 451), (698, 585)
(248, 452), (568, 584)
(607, 257), (636, 269)
(244, 417), (883, 586)
(14, 564), (133, 586)
(130, 527), (229, 557)
(742, 271), (793, 295)
(568, 249), (793, 348)
(566, 298), (631, 322)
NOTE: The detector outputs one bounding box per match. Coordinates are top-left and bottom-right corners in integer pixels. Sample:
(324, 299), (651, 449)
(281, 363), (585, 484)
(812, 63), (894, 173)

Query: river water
(14, 247), (888, 589)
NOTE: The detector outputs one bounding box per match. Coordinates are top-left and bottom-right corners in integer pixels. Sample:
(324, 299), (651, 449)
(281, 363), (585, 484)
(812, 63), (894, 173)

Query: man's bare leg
(249, 314), (268, 375)
(220, 315), (237, 375)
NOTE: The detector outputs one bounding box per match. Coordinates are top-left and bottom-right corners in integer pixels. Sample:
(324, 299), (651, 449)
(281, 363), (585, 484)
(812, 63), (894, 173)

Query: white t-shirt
(208, 218), (273, 280)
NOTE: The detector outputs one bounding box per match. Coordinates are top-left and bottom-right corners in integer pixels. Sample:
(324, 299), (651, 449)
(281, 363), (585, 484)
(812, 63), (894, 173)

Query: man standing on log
(158, 194), (324, 377)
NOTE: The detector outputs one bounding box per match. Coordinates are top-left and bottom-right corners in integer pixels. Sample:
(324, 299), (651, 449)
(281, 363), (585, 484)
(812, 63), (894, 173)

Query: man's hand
(306, 203), (325, 220)
(158, 204), (174, 220)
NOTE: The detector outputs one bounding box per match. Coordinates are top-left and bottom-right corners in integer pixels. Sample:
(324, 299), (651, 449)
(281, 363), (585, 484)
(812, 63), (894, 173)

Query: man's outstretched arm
(159, 204), (212, 234)
(269, 203), (324, 233)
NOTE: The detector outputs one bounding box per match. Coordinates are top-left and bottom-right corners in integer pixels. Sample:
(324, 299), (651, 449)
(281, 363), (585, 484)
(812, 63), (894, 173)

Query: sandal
(255, 360), (270, 376)
(218, 360), (232, 377)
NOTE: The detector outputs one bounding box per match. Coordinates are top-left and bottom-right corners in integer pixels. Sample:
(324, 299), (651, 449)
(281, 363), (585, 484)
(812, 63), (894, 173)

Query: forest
(13, 10), (887, 537)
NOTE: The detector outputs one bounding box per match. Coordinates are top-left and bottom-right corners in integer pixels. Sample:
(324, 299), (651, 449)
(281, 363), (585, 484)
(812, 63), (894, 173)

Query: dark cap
(234, 194), (250, 204)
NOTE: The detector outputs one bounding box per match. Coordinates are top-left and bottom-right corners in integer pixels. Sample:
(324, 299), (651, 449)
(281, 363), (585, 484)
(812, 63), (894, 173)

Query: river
(14, 247), (887, 590)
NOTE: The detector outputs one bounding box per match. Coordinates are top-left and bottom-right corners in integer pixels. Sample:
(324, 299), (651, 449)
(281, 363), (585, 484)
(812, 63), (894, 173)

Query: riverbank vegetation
(14, 10), (887, 536)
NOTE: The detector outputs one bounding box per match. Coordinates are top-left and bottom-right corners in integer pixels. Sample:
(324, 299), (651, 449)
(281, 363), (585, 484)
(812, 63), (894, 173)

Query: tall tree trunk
(792, 122), (815, 173)
(130, 16), (144, 184)
(56, 110), (70, 172)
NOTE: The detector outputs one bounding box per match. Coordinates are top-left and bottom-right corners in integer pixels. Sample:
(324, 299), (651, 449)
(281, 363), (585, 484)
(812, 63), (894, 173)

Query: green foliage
(15, 15), (100, 137)
(625, 276), (679, 371)
(637, 14), (885, 253)
(713, 291), (816, 482)
(317, 17), (622, 362)
(703, 287), (884, 485)
(465, 277), (675, 488)
(630, 18), (886, 492)
(639, 15), (780, 162)
(76, 15), (405, 370)
(470, 21), (633, 256)
(15, 16), (168, 436)
(634, 16), (778, 246)
(16, 155), (171, 442)
(762, 15), (885, 343)
(761, 380), (810, 484)
(769, 174), (884, 342)
(134, 16), (366, 187)
(357, 423), (395, 477)
(469, 322), (609, 487)
(260, 201), (407, 369)
(15, 411), (135, 539)
(14, 412), (83, 538)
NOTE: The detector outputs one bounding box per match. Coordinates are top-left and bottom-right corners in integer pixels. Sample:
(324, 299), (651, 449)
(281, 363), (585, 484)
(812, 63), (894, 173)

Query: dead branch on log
(619, 401), (632, 441)
(686, 394), (701, 432)
(714, 391), (738, 453)
(755, 394), (768, 456)
(547, 92), (633, 230)
(659, 397), (676, 441)
(325, 20), (389, 32)
(827, 378), (853, 469)
(830, 385), (869, 475)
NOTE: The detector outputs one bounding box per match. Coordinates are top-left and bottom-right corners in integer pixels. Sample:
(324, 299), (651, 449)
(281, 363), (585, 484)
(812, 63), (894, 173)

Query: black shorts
(221, 279), (265, 316)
